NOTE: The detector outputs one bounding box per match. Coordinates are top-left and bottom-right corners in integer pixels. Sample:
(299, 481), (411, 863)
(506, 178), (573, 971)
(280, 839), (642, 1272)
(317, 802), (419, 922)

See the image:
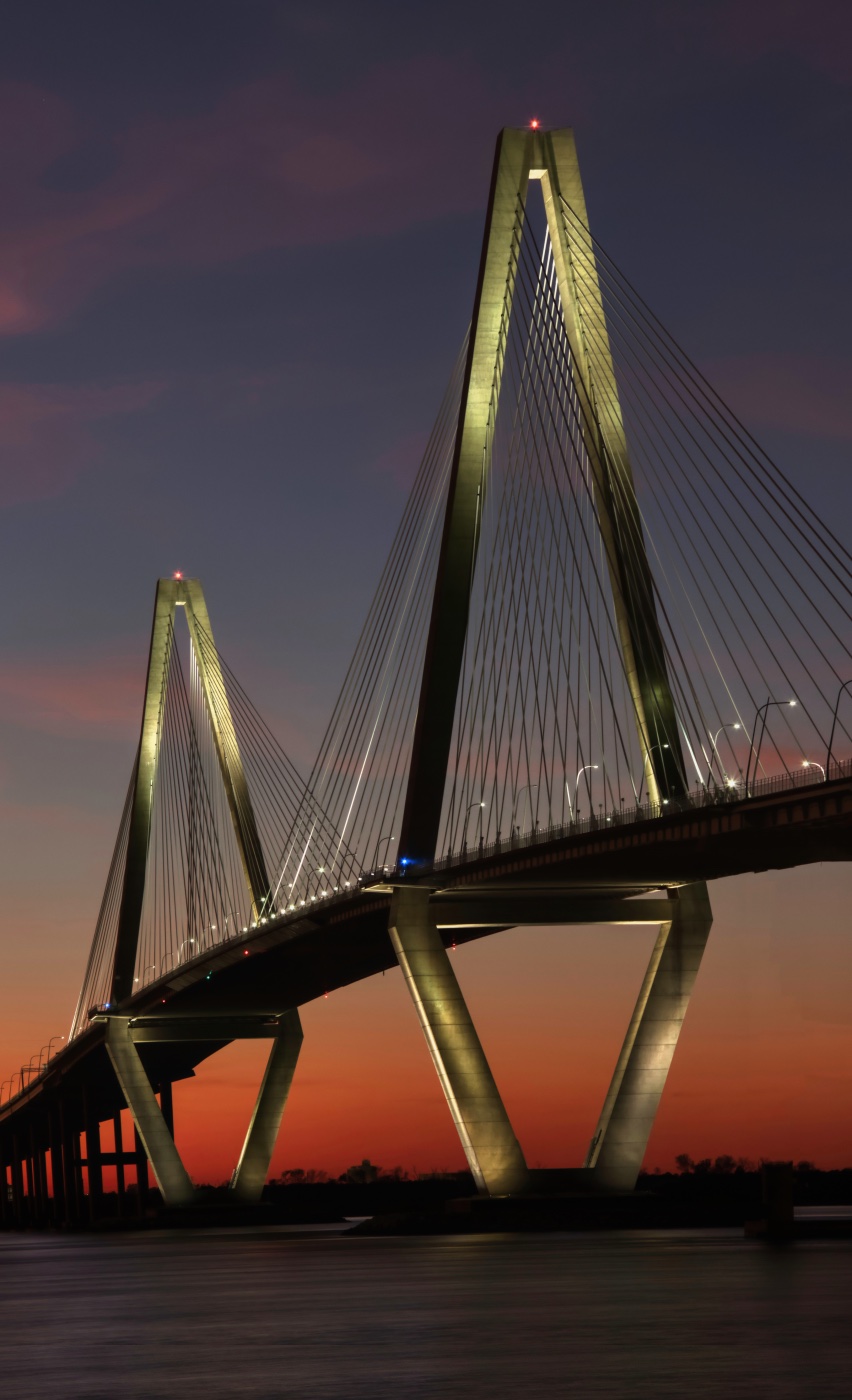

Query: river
(1, 1227), (850, 1397)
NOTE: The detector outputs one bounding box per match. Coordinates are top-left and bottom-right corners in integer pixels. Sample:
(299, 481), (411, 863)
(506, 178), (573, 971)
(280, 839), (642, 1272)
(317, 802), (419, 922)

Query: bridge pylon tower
(102, 577), (302, 1207)
(390, 127), (711, 1196)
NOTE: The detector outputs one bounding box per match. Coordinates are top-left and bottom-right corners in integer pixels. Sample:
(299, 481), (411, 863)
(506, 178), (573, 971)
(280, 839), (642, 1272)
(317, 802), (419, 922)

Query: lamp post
(803, 760), (825, 782)
(707, 723), (742, 786)
(745, 698), (797, 795)
(512, 784), (538, 834)
(567, 765), (598, 821)
(371, 834), (395, 871)
(43, 1035), (64, 1067)
(462, 802), (485, 848)
(826, 679), (852, 770)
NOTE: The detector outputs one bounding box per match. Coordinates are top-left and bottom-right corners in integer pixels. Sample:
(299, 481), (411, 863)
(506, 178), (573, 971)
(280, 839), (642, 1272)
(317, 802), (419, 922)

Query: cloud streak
(0, 652), (142, 738)
(0, 57), (505, 337)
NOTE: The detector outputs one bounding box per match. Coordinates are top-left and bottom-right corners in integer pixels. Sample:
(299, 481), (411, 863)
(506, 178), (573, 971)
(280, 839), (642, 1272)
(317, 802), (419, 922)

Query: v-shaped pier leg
(586, 882), (712, 1191)
(389, 887), (529, 1196)
(105, 1018), (195, 1207)
(229, 1010), (303, 1202)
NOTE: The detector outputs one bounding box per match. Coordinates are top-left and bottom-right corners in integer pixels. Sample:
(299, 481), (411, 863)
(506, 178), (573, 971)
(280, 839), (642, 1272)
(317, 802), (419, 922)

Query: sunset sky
(1, 0), (851, 1182)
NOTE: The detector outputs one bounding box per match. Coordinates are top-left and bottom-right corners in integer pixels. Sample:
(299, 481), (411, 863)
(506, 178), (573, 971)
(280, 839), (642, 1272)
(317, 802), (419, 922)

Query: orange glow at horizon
(4, 867), (852, 1184)
(152, 866), (852, 1183)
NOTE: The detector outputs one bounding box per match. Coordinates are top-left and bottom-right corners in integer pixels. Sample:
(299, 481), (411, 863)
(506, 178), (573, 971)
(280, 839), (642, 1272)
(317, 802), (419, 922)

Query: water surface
(1, 1228), (849, 1398)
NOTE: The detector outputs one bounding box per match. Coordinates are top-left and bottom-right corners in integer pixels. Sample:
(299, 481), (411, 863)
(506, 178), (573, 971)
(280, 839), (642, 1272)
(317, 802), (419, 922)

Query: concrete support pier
(586, 881), (712, 1191)
(389, 886), (529, 1196)
(105, 1018), (195, 1207)
(230, 1009), (303, 1202)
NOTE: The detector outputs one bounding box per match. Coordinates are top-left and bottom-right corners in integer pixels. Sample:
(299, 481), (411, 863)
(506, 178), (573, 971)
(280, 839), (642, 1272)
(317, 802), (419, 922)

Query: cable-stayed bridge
(3, 126), (852, 1225)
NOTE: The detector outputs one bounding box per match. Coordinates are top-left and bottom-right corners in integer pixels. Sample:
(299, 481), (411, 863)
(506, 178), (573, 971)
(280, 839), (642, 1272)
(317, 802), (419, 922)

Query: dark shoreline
(6, 1165), (852, 1237)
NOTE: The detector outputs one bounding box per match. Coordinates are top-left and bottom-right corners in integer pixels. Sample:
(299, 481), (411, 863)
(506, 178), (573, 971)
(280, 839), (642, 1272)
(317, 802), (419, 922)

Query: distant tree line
(268, 1154), (823, 1184)
(671, 1154), (816, 1175)
(271, 1160), (464, 1185)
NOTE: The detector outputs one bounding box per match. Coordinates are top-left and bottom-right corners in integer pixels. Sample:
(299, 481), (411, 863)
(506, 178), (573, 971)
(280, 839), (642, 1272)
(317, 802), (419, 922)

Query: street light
(745, 698), (797, 794)
(512, 784), (538, 833)
(567, 765), (598, 820)
(371, 834), (395, 871)
(462, 802), (486, 848)
(707, 723), (742, 785)
(803, 760), (826, 781)
(826, 679), (852, 769)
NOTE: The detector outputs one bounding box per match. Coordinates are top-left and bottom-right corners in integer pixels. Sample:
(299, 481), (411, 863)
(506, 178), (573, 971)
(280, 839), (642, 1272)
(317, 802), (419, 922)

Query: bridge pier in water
(389, 886), (530, 1196)
(230, 1010), (303, 1202)
(105, 1019), (195, 1208)
(586, 882), (713, 1191)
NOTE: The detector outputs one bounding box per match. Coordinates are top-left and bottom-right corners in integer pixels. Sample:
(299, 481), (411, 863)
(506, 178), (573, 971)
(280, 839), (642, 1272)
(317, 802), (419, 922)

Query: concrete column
(29, 1125), (49, 1227)
(49, 1110), (65, 1226)
(587, 882), (712, 1192)
(230, 1010), (303, 1203)
(159, 1081), (174, 1138)
(34, 1133), (49, 1226)
(105, 1019), (194, 1208)
(0, 1140), (8, 1229)
(27, 1127), (40, 1225)
(83, 1092), (103, 1224)
(113, 1111), (126, 1216)
(134, 1127), (149, 1215)
(60, 1103), (79, 1226)
(389, 887), (529, 1196)
(11, 1138), (24, 1226)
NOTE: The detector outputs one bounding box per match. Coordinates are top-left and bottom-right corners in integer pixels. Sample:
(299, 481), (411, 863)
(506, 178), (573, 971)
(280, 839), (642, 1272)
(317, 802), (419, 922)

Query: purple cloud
(0, 57), (507, 336)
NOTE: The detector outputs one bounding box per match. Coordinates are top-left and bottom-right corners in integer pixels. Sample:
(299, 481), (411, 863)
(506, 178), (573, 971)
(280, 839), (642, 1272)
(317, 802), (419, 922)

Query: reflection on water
(1, 1229), (850, 1398)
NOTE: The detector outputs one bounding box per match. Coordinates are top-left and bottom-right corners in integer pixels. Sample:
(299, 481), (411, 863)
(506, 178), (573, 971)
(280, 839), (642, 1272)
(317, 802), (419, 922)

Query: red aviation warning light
(530, 118), (540, 130)
(173, 571), (183, 580)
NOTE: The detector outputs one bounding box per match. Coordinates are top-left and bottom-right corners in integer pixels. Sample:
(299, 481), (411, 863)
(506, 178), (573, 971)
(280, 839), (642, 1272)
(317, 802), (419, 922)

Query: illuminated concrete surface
(105, 1017), (195, 1207)
(587, 882), (713, 1191)
(230, 1009), (303, 1202)
(389, 886), (529, 1196)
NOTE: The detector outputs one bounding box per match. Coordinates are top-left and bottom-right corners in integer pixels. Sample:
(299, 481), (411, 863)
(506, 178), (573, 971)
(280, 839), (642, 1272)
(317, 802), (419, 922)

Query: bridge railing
(430, 757), (852, 874)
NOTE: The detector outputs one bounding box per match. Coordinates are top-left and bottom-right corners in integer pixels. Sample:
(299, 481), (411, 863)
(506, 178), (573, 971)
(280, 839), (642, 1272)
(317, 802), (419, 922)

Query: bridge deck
(3, 769), (850, 1136)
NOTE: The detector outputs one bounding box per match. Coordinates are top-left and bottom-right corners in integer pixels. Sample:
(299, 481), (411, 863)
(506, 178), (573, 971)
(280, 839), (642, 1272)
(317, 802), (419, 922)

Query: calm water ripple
(0, 1228), (850, 1398)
